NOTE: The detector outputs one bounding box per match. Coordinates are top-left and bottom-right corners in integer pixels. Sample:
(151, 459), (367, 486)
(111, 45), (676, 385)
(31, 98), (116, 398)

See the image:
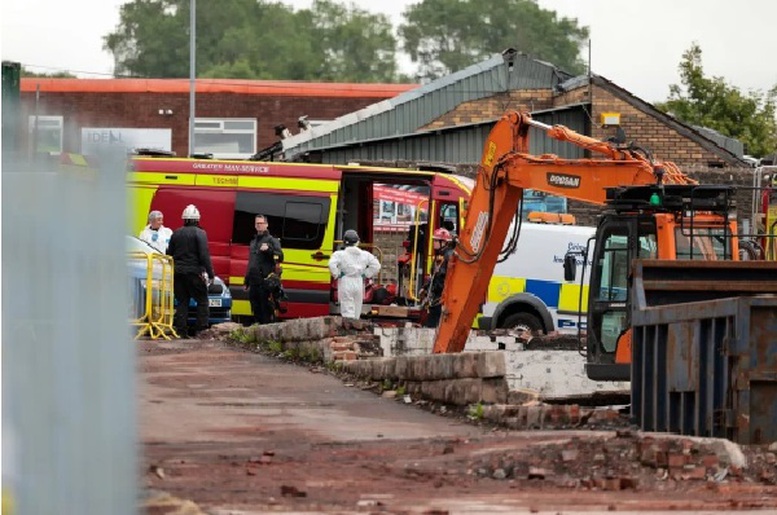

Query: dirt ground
(138, 339), (777, 514)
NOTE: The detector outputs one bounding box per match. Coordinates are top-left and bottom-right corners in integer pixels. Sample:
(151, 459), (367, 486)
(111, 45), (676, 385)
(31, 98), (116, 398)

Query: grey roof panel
(301, 106), (589, 165)
(692, 125), (744, 157)
(282, 53), (572, 160)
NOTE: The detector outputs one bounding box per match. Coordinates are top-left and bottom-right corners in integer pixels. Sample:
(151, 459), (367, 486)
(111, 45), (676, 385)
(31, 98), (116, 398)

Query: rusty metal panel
(632, 259), (777, 310)
(632, 296), (777, 444)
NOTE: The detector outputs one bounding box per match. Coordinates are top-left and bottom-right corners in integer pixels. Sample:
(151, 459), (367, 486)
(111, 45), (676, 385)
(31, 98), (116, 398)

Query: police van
(476, 221), (594, 335)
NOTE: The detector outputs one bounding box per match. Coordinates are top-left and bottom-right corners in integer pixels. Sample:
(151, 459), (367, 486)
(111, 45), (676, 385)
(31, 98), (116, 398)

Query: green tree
(308, 0), (398, 82)
(103, 0), (401, 82)
(656, 43), (777, 158)
(398, 0), (588, 80)
(21, 66), (75, 78)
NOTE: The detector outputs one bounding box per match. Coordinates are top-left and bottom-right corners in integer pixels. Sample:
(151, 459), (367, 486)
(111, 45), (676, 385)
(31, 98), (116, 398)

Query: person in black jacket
(244, 214), (284, 324)
(166, 204), (214, 337)
(421, 228), (455, 328)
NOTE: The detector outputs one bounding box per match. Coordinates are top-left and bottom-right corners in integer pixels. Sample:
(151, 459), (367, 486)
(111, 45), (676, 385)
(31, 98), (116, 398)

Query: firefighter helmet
(432, 228), (452, 242)
(343, 229), (360, 246)
(182, 204), (201, 221)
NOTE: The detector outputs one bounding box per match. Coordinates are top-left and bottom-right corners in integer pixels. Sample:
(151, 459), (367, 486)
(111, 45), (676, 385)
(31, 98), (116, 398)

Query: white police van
(476, 221), (595, 335)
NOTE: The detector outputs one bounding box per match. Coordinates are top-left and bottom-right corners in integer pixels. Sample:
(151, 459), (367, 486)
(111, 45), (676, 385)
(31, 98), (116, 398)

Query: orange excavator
(432, 111), (742, 381)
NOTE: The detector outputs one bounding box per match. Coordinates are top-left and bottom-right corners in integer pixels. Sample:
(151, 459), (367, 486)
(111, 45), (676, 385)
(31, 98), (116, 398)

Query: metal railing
(128, 251), (178, 339)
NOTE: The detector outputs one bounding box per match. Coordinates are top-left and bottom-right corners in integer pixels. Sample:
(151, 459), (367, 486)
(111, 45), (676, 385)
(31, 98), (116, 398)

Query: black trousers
(173, 273), (209, 335)
(424, 303), (442, 328)
(248, 282), (275, 324)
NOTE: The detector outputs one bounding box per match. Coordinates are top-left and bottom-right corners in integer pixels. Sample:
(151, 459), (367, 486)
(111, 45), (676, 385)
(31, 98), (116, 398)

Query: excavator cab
(583, 184), (738, 380)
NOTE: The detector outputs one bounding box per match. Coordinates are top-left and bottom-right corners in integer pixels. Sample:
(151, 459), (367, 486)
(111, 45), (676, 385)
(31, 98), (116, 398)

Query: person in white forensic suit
(139, 210), (173, 253)
(328, 229), (381, 319)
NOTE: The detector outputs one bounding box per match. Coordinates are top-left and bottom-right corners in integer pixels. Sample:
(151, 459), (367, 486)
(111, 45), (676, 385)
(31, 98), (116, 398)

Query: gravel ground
(138, 338), (777, 514)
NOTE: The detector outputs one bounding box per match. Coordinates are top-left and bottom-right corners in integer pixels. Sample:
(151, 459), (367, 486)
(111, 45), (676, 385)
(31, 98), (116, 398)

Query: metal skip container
(631, 295), (777, 444)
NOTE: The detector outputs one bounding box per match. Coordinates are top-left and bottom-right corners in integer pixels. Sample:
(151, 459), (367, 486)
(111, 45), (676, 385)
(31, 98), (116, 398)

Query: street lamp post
(188, 0), (196, 157)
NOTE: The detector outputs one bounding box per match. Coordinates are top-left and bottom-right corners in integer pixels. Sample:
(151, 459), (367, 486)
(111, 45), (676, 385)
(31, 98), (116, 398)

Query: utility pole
(188, 0), (196, 157)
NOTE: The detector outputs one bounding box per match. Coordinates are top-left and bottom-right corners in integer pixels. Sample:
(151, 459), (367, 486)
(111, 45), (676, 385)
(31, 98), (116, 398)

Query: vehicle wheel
(501, 312), (543, 334)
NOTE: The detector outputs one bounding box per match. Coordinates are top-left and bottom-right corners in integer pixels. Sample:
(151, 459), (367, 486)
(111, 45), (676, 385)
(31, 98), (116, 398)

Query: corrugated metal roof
(282, 52), (572, 161)
(303, 105), (589, 165)
(692, 125), (744, 157)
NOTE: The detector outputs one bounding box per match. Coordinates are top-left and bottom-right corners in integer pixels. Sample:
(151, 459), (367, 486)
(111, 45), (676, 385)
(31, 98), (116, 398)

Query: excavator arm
(433, 111), (695, 353)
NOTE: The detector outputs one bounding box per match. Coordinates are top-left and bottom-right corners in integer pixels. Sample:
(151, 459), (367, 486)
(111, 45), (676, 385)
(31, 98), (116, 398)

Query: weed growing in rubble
(228, 327), (255, 345)
(265, 340), (283, 354)
(395, 384), (406, 396)
(467, 402), (485, 421)
(299, 346), (322, 363)
(327, 361), (344, 373)
(381, 379), (393, 391)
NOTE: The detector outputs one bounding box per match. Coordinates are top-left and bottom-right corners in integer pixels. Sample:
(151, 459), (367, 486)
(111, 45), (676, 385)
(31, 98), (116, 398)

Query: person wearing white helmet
(166, 204), (214, 337)
(420, 227), (455, 328)
(328, 229), (381, 319)
(138, 210), (173, 253)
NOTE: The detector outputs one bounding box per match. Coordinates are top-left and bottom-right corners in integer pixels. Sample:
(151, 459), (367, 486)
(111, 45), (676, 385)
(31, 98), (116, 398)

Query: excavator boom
(433, 111), (695, 354)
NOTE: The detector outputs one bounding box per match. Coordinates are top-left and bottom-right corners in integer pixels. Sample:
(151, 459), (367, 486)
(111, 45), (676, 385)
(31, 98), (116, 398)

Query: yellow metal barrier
(128, 251), (178, 339)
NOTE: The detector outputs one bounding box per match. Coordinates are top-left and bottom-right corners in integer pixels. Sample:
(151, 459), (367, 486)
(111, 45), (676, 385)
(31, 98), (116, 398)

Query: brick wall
(421, 90), (554, 130)
(19, 92), (387, 157)
(569, 166), (758, 227)
(570, 84), (730, 170)
(554, 85), (591, 106)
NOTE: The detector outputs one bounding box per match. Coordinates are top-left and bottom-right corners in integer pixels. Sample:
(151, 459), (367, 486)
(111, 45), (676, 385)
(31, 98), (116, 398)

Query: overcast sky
(1, 0), (775, 103)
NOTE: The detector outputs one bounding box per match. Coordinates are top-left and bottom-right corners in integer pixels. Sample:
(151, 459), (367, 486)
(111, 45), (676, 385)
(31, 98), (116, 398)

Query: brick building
(17, 78), (417, 158)
(275, 52), (754, 223)
(14, 55), (760, 223)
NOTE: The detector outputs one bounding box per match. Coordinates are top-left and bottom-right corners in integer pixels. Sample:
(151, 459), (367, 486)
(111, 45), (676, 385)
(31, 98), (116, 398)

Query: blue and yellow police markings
(488, 276), (527, 303)
(558, 282), (589, 314)
(489, 275), (588, 313)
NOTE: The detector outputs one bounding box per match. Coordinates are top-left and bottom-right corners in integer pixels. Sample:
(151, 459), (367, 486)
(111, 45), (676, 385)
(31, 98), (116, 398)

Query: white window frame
(193, 117), (257, 159)
(28, 115), (64, 155)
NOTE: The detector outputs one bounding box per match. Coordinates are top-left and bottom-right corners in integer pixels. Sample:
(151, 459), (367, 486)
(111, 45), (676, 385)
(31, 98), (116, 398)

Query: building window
(194, 118), (256, 159)
(28, 115), (63, 154)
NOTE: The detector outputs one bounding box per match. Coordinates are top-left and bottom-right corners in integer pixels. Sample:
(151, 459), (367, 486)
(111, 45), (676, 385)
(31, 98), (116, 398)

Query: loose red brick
(668, 453), (688, 468)
(701, 454), (720, 469)
(332, 350), (358, 361)
(681, 465), (707, 480)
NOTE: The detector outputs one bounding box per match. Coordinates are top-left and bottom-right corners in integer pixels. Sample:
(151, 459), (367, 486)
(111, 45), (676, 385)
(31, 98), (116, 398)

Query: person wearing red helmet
(420, 227), (454, 328)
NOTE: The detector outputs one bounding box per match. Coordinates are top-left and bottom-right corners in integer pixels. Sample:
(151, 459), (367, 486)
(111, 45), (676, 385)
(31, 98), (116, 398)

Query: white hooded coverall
(328, 246), (381, 319)
(139, 225), (173, 253)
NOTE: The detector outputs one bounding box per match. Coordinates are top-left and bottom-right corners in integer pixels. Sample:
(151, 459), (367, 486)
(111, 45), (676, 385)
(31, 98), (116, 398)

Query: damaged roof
(282, 52), (748, 168)
(282, 52), (573, 161)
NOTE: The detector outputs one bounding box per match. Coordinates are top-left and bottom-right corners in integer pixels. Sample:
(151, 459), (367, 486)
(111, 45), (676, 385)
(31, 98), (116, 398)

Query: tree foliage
(656, 43), (777, 158)
(398, 0), (589, 79)
(103, 0), (399, 82)
(21, 66), (75, 78)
